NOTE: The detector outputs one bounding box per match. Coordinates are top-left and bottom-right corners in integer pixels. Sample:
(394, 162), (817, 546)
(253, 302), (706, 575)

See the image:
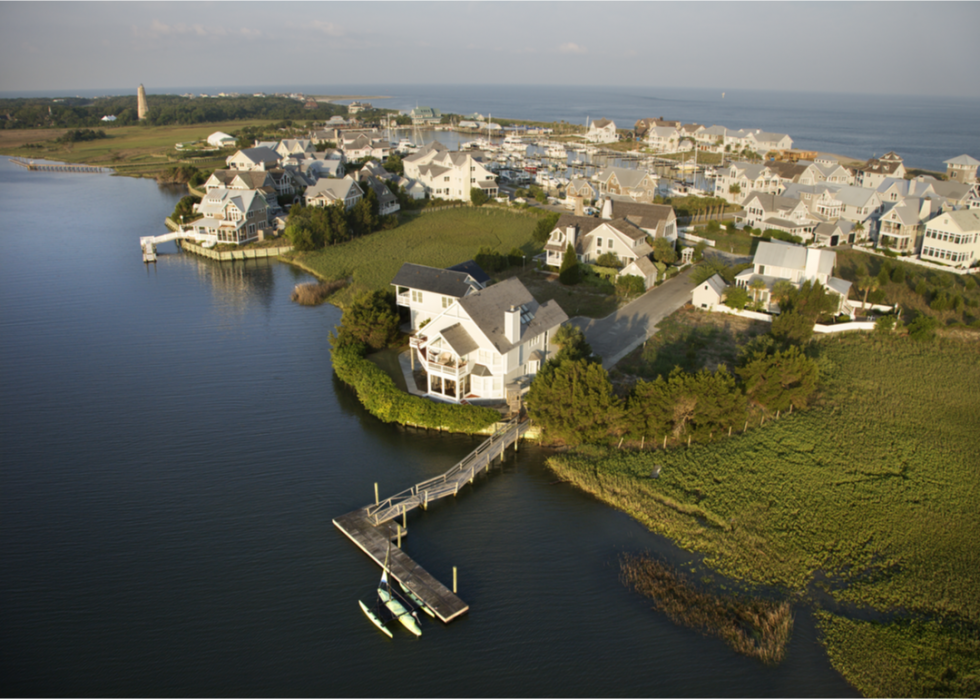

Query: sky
(1, 1), (979, 98)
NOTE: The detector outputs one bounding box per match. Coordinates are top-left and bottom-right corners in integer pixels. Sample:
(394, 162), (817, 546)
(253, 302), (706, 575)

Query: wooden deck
(334, 417), (529, 623)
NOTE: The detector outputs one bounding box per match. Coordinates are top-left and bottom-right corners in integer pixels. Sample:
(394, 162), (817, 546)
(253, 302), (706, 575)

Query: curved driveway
(570, 267), (696, 369)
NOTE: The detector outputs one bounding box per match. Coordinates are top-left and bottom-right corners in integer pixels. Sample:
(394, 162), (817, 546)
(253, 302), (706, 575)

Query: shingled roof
(457, 278), (568, 354)
(391, 263), (480, 297)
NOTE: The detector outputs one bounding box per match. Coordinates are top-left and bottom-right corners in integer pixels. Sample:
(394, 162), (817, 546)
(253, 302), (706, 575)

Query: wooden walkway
(334, 417), (530, 623)
(9, 158), (110, 174)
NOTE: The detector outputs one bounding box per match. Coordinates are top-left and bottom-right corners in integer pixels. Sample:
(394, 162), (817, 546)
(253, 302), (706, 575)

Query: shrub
(907, 315), (940, 342)
(333, 290), (400, 351)
(290, 279), (347, 305)
(470, 187), (489, 206)
(890, 266), (906, 284)
(559, 242), (580, 285)
(616, 274), (646, 299)
(771, 311), (814, 346)
(723, 286), (750, 311)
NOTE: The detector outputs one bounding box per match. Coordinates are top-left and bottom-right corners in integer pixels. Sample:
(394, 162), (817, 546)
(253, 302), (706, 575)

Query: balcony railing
(397, 291), (411, 307)
(426, 356), (469, 380)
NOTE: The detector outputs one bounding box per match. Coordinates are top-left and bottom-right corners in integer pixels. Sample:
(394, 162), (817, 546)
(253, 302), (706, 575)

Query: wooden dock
(9, 157), (110, 174)
(333, 417), (530, 623)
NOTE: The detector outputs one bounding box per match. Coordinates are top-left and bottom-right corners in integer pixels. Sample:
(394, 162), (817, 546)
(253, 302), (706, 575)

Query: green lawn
(548, 332), (980, 696)
(691, 225), (756, 256)
(284, 207), (544, 307)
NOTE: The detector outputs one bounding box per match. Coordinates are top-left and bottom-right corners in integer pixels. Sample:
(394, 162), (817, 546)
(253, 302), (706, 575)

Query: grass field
(689, 225), (757, 256)
(0, 121), (275, 177)
(284, 208), (544, 307)
(547, 332), (980, 696)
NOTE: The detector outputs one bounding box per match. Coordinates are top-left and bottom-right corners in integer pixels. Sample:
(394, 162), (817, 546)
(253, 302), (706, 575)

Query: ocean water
(4, 83), (977, 173)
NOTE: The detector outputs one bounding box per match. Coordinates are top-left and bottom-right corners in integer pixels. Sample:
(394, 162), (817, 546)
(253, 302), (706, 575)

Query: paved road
(570, 267), (697, 369)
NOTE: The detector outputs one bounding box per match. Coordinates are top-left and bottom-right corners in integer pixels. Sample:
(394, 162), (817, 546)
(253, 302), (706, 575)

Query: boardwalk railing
(365, 417), (528, 525)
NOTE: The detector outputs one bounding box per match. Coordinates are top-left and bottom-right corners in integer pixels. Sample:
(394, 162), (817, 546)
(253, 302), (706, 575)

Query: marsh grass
(290, 279), (347, 306)
(621, 553), (793, 665)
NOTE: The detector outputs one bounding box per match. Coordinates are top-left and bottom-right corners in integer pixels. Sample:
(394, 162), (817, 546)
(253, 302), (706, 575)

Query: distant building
(944, 155), (980, 185)
(137, 84), (149, 120)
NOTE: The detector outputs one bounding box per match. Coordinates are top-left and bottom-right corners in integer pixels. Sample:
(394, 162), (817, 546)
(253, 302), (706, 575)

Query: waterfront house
(341, 130), (391, 161)
(204, 169), (277, 193)
(798, 159), (854, 186)
(304, 176), (363, 210)
(644, 126), (681, 152)
(920, 209), (980, 268)
(634, 117), (681, 139)
(944, 154), (980, 184)
(714, 162), (783, 204)
(856, 152), (905, 189)
(585, 118), (618, 144)
(745, 130), (793, 153)
(406, 277), (568, 403)
(226, 146), (281, 171)
(734, 240), (852, 314)
(392, 262), (487, 331)
(594, 166), (659, 203)
(405, 149), (497, 201)
(410, 106), (442, 126)
(544, 214), (653, 268)
(566, 178), (599, 205)
(190, 188), (269, 245)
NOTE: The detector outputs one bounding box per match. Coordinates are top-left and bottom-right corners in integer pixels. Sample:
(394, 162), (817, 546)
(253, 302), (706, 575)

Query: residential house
(406, 277), (568, 403)
(618, 257), (659, 290)
(410, 106), (442, 125)
(812, 220), (855, 247)
(601, 196), (678, 241)
(544, 215), (652, 268)
(341, 130), (391, 161)
(765, 160), (811, 185)
(566, 177), (599, 205)
(798, 159), (854, 186)
(920, 209), (980, 268)
(392, 175), (427, 200)
(824, 185), (882, 239)
(276, 139), (315, 158)
(741, 191), (816, 241)
(944, 154), (980, 184)
(585, 118), (618, 144)
(644, 125), (681, 153)
(204, 169), (276, 193)
(594, 166), (659, 203)
(745, 130), (793, 153)
(361, 175), (400, 216)
(226, 146), (281, 171)
(634, 117), (681, 139)
(780, 184), (845, 220)
(189, 188), (269, 245)
(696, 125), (730, 152)
(304, 176), (363, 210)
(877, 198), (939, 252)
(693, 274), (727, 309)
(392, 262), (487, 331)
(406, 150), (497, 201)
(856, 151), (905, 189)
(734, 240), (852, 314)
(714, 162), (783, 204)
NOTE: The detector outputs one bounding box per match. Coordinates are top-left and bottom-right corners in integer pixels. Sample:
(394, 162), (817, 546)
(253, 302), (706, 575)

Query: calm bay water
(0, 158), (857, 696)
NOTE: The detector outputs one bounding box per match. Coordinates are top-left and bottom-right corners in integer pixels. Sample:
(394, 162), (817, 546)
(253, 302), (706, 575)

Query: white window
(608, 238), (614, 249)
(411, 290), (423, 303)
(442, 296), (452, 309)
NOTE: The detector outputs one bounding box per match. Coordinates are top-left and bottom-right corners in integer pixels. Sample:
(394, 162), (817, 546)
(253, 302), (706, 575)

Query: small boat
(400, 583), (436, 618)
(359, 599), (393, 638)
(379, 569), (422, 637)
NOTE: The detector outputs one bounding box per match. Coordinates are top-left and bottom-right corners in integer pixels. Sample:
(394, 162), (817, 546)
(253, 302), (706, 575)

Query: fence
(182, 241), (293, 261)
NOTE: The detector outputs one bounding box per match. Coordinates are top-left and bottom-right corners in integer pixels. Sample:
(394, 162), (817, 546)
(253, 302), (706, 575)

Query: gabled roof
(765, 161), (809, 181)
(361, 176), (397, 207)
(743, 191), (805, 213)
(595, 166), (655, 190)
(753, 240), (808, 271)
(457, 277), (568, 354)
(591, 118), (614, 129)
(606, 199), (676, 234)
(391, 263), (478, 297)
(703, 273), (727, 296)
(623, 256), (656, 276)
(439, 324), (480, 357)
(447, 260), (491, 285)
(234, 146), (280, 164)
(306, 176), (362, 202)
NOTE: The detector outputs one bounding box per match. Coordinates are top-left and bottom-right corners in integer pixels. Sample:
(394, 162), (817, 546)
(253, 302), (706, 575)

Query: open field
(547, 332), (980, 696)
(0, 121), (274, 177)
(283, 208), (544, 307)
(689, 225), (757, 256)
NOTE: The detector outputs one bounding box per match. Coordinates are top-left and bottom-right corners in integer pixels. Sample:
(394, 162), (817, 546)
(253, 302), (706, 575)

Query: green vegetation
(170, 195), (201, 224)
(328, 294), (500, 434)
(621, 554), (794, 665)
(559, 242), (580, 285)
(470, 187), (489, 206)
(283, 207), (543, 308)
(835, 250), (980, 328)
(546, 332), (980, 696)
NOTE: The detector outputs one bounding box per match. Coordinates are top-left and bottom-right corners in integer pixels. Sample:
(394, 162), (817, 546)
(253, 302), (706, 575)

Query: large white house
(226, 147), (281, 171)
(404, 146), (497, 201)
(920, 209), (980, 268)
(304, 176), (363, 210)
(545, 215), (653, 268)
(734, 240), (852, 314)
(401, 276), (568, 403)
(392, 262), (487, 330)
(585, 118), (618, 144)
(714, 162), (783, 204)
(189, 188), (269, 245)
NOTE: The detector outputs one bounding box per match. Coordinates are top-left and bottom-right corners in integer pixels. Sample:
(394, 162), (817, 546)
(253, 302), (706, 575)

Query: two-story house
(304, 176), (363, 210)
(406, 277), (568, 403)
(360, 175), (400, 216)
(408, 150), (497, 201)
(644, 126), (681, 152)
(741, 190), (816, 240)
(920, 209), (980, 267)
(189, 188), (269, 245)
(877, 198), (939, 252)
(856, 151), (905, 189)
(226, 146), (281, 171)
(594, 166), (659, 203)
(544, 215), (653, 268)
(943, 154), (980, 185)
(714, 162), (783, 204)
(585, 118), (618, 144)
(601, 196), (678, 241)
(392, 262), (487, 331)
(734, 240), (852, 314)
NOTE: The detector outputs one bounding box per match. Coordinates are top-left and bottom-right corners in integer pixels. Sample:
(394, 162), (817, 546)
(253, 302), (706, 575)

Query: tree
(559, 242), (579, 285)
(771, 310), (814, 346)
(907, 314), (940, 342)
(723, 286), (750, 311)
(470, 187), (489, 206)
(550, 324), (595, 364)
(333, 290), (400, 351)
(284, 218), (320, 251)
(615, 274), (646, 299)
(534, 212), (560, 244)
(525, 358), (621, 445)
(749, 278), (768, 306)
(653, 236), (678, 264)
(728, 184), (741, 195)
(384, 154), (404, 176)
(596, 251), (621, 268)
(770, 280), (795, 309)
(857, 276), (880, 314)
(738, 345), (819, 412)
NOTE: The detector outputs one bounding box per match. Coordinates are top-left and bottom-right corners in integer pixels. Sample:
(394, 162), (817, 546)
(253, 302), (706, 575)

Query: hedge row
(332, 344), (501, 434)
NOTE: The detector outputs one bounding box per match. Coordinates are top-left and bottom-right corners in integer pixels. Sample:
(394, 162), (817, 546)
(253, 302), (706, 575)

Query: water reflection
(164, 251), (278, 315)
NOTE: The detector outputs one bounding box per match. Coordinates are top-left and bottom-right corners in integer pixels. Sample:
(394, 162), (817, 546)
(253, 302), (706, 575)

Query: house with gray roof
(944, 154), (980, 184)
(189, 188), (270, 245)
(585, 118), (618, 144)
(601, 196), (678, 240)
(735, 240), (852, 314)
(877, 198), (941, 253)
(594, 166), (658, 203)
(304, 176), (363, 210)
(856, 152), (905, 189)
(714, 162), (782, 204)
(544, 214), (652, 268)
(693, 273), (727, 309)
(741, 191), (816, 240)
(226, 147), (281, 171)
(392, 262), (487, 330)
(921, 209), (980, 268)
(360, 175), (399, 216)
(406, 276), (568, 403)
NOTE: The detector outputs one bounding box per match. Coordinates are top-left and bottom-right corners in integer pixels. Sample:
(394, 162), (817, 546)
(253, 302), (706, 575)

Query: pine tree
(559, 242), (579, 285)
